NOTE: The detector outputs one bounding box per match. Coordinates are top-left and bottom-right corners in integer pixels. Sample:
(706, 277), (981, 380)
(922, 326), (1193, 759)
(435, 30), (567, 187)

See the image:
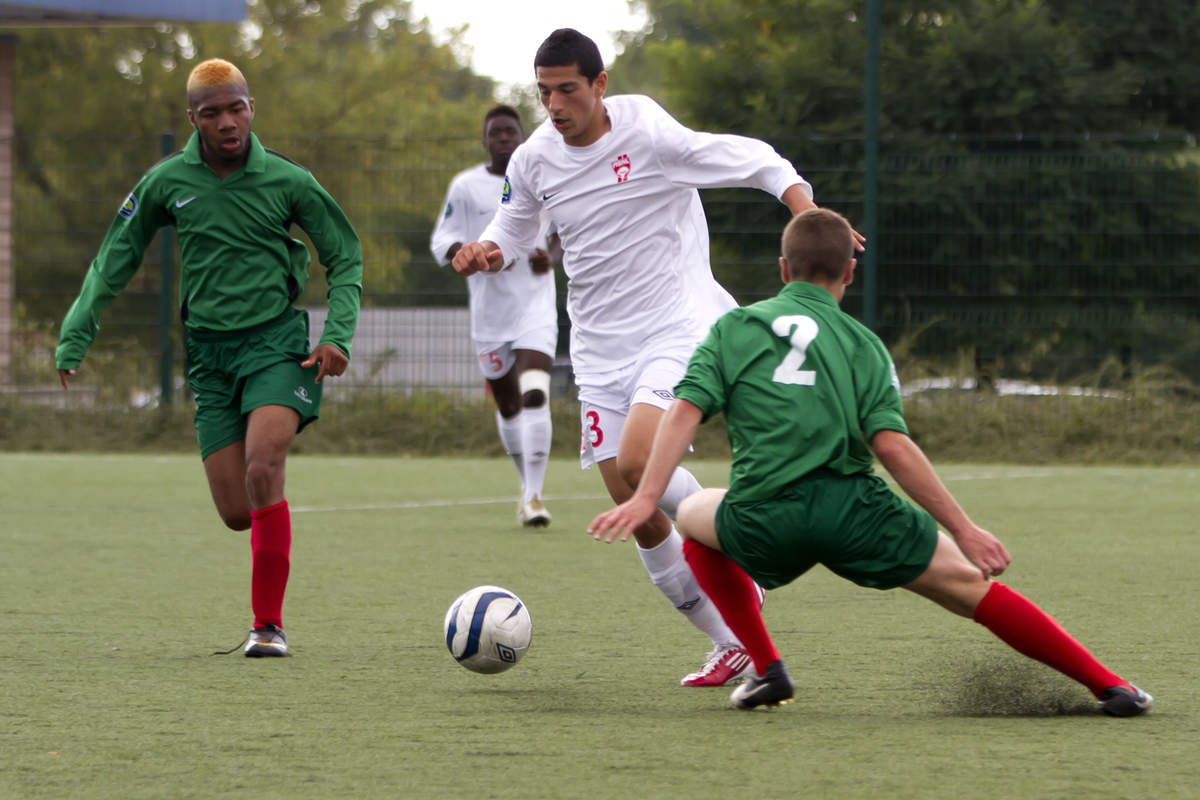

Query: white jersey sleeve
(430, 170), (477, 266)
(430, 163), (556, 344)
(647, 99), (813, 200)
(479, 146), (545, 267)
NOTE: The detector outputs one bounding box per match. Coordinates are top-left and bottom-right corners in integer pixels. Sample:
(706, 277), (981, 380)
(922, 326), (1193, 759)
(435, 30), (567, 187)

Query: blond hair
(186, 58), (248, 96)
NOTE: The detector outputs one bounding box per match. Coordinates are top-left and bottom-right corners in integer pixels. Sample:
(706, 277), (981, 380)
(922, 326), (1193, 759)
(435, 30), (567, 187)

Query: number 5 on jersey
(771, 315), (818, 386)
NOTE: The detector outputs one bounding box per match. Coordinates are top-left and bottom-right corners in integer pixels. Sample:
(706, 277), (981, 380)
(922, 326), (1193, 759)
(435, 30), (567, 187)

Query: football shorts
(577, 344), (694, 469)
(715, 469), (939, 591)
(186, 307), (322, 460)
(475, 322), (558, 380)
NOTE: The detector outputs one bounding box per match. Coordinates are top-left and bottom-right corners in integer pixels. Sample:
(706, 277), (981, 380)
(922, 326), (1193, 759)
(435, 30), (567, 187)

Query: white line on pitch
(291, 493), (611, 514)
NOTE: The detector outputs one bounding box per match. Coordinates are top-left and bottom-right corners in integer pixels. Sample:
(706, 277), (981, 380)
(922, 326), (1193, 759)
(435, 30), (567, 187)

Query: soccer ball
(443, 585), (532, 674)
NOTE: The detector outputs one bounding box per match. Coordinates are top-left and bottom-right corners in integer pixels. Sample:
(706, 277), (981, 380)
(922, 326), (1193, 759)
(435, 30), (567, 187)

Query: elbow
(869, 429), (909, 466)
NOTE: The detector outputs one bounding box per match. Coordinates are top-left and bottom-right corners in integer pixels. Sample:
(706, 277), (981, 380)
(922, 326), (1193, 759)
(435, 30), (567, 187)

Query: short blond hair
(186, 58), (247, 96)
(781, 208), (854, 283)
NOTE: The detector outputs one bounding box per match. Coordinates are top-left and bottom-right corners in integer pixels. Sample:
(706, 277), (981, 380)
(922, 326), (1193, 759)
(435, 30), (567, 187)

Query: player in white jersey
(431, 105), (559, 527)
(453, 30), (863, 686)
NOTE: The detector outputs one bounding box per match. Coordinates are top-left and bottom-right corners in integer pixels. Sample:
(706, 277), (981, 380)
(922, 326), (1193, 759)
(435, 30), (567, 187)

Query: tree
(610, 0), (1200, 378)
(10, 0), (502, 331)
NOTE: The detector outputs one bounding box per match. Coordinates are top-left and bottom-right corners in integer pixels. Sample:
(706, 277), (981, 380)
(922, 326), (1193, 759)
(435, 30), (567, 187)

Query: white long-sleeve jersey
(480, 94), (811, 376)
(430, 163), (556, 343)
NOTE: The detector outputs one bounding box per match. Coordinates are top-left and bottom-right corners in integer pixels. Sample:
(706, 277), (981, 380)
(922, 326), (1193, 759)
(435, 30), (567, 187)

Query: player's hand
(850, 227), (866, 252)
(452, 241), (505, 276)
(529, 247), (552, 274)
(954, 525), (1011, 580)
(301, 343), (348, 383)
(588, 495), (657, 543)
(58, 368), (75, 389)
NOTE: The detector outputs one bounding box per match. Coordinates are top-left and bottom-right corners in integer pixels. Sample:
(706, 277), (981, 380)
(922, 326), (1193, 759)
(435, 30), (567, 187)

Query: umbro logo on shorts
(294, 386), (313, 404)
(653, 389), (675, 401)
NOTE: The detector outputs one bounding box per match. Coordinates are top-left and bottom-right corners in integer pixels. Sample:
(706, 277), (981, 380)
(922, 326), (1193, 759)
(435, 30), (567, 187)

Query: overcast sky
(407, 0), (649, 90)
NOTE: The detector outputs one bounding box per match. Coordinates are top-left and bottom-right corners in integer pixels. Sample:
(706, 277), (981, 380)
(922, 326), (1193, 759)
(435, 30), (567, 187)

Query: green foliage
(3, 371), (1198, 465)
(611, 0), (1200, 379)
(7, 0), (498, 324)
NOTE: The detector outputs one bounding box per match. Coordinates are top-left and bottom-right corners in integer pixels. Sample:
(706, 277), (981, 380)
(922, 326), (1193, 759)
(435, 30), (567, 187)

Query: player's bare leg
(676, 489), (790, 708)
(905, 532), (1151, 715)
(606, 406), (752, 686)
(237, 404), (300, 656)
(203, 440), (251, 530)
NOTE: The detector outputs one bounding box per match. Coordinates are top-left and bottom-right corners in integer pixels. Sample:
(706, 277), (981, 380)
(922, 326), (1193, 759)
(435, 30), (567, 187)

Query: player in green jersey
(55, 58), (363, 658)
(589, 209), (1151, 717)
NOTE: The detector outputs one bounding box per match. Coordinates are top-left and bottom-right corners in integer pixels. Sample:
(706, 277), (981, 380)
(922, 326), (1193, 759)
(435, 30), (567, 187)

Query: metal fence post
(863, 0), (880, 332)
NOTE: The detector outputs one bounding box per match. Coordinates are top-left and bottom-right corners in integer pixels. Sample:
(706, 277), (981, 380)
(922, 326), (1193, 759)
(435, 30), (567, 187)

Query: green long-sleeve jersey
(56, 132), (362, 369)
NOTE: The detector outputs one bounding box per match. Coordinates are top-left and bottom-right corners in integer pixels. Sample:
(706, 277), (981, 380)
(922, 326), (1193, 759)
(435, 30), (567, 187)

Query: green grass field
(1, 454), (1195, 799)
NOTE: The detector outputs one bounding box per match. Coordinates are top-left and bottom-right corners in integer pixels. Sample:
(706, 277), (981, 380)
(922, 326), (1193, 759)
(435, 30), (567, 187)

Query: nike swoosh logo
(542, 192), (558, 201)
(175, 196), (196, 208)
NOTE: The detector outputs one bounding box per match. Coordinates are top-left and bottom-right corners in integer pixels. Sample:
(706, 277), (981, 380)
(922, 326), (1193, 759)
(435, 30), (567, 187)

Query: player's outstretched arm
(871, 429), (1011, 578)
(301, 343), (348, 383)
(781, 184), (866, 251)
(588, 399), (703, 543)
(451, 241), (506, 276)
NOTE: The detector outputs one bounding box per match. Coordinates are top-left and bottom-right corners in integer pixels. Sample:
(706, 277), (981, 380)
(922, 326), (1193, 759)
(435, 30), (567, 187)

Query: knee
(676, 494), (702, 536)
(244, 453), (284, 496)
(519, 369), (550, 409)
(616, 458), (645, 490)
(494, 397), (522, 418)
(218, 507), (251, 531)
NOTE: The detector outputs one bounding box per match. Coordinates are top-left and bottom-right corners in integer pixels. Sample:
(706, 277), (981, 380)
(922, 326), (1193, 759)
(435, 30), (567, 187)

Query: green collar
(781, 280), (839, 307)
(182, 131), (265, 174)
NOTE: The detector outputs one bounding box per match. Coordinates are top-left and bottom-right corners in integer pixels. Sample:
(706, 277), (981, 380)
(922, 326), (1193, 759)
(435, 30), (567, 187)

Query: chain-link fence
(6, 132), (1199, 412)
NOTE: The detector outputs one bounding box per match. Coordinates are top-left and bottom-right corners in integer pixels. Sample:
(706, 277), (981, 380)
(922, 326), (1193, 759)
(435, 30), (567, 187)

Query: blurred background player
(453, 29), (861, 686)
(431, 104), (559, 527)
(55, 58), (363, 658)
(589, 209), (1151, 717)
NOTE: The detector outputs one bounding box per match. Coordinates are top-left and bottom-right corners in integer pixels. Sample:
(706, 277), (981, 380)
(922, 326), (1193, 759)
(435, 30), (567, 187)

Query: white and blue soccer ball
(443, 585), (532, 674)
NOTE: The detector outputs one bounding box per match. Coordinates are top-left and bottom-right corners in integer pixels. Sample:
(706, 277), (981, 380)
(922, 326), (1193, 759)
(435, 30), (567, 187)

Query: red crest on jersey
(611, 154), (631, 183)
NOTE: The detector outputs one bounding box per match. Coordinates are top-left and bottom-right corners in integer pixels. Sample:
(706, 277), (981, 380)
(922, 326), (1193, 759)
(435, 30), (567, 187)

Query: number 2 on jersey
(771, 315), (818, 386)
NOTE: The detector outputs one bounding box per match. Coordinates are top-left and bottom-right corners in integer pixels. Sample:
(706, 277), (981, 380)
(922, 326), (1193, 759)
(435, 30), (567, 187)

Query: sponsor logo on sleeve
(443, 201), (453, 218)
(501, 176), (512, 203)
(611, 154), (631, 183)
(118, 193), (138, 219)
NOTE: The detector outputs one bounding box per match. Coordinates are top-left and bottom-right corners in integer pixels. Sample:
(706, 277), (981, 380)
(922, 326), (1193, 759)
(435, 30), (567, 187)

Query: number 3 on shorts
(771, 314), (818, 386)
(581, 409), (604, 451)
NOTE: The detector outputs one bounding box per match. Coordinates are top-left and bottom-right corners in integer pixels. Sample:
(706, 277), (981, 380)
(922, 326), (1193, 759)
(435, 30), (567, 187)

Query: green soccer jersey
(56, 132), (363, 369)
(675, 281), (908, 504)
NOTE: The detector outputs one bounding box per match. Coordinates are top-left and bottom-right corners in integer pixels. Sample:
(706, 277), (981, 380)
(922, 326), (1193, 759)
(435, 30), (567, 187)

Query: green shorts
(185, 307), (322, 459)
(715, 470), (938, 590)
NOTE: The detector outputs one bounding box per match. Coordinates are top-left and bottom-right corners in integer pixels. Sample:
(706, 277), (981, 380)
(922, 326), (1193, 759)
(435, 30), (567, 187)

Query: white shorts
(475, 323), (558, 380)
(577, 343), (693, 469)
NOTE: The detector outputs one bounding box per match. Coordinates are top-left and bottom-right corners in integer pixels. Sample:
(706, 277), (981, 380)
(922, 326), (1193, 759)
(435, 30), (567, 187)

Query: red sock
(250, 500), (291, 630)
(682, 538), (779, 675)
(973, 582), (1125, 697)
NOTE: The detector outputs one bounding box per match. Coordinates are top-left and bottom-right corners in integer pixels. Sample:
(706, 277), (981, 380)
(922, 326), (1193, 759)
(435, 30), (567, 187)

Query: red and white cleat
(681, 645), (754, 687)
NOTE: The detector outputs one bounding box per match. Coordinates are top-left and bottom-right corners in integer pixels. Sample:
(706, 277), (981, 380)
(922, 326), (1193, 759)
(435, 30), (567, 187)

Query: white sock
(495, 410), (524, 490)
(657, 466), (702, 519)
(637, 528), (739, 648)
(520, 404), (551, 503)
